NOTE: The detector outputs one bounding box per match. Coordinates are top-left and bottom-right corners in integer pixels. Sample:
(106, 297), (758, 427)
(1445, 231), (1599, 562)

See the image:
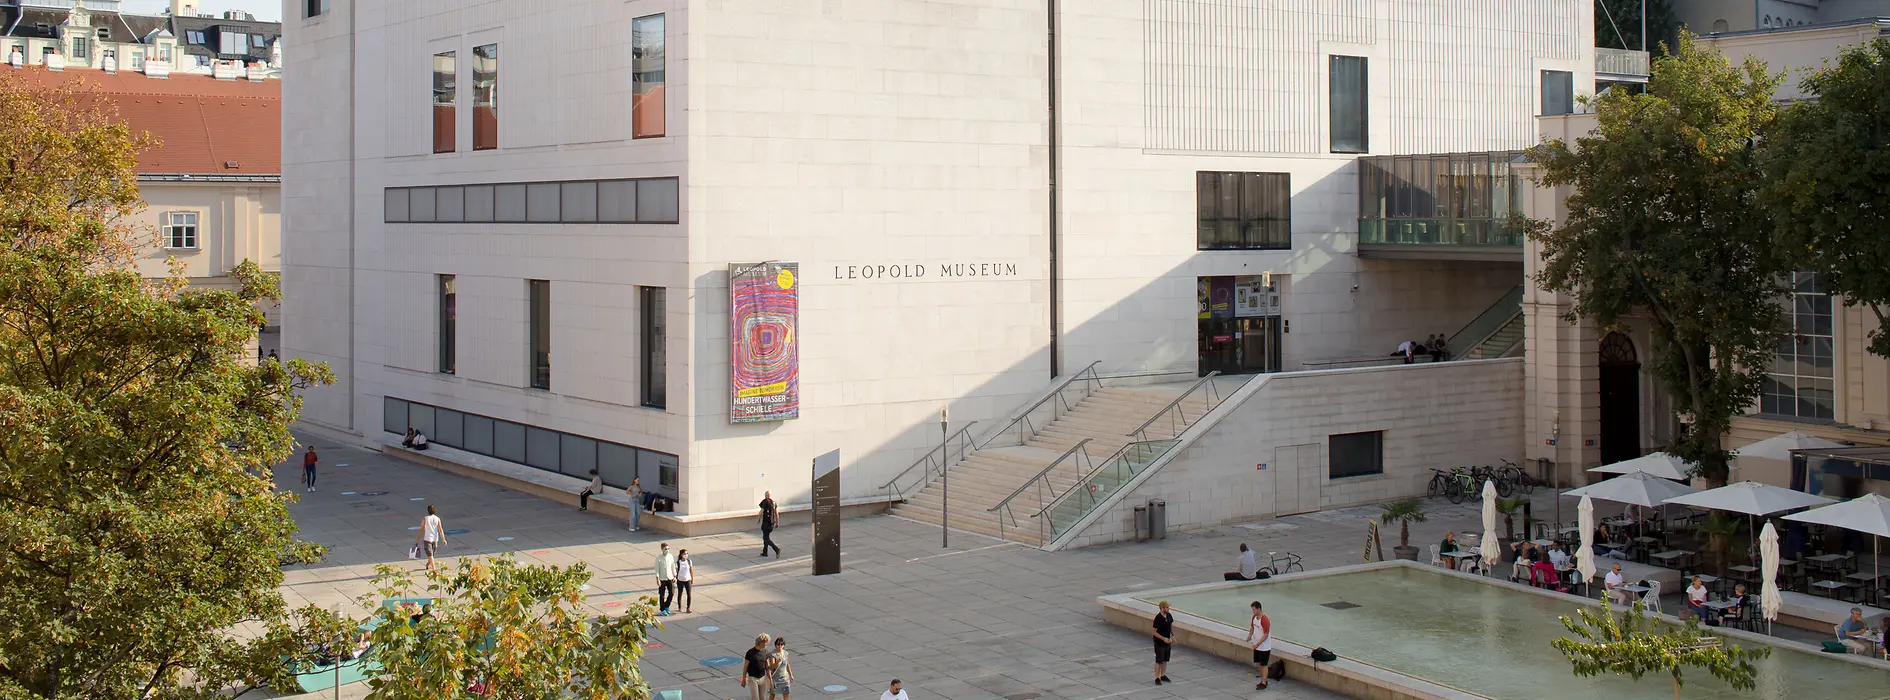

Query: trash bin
(1148, 498), (1167, 540)
(1133, 505), (1150, 541)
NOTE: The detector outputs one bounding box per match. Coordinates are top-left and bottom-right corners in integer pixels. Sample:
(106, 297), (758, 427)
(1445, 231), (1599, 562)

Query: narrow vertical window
(1541, 70), (1574, 116)
(472, 44), (498, 150)
(632, 14), (666, 138)
(438, 275), (457, 374)
(640, 287), (666, 409)
(433, 51), (457, 153)
(1329, 55), (1368, 153)
(164, 212), (199, 249)
(528, 280), (550, 390)
(306, 0), (330, 18)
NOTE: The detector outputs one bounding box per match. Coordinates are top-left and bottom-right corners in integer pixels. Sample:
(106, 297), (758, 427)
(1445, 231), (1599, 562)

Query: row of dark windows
(436, 277), (666, 410)
(384, 396), (679, 494)
(384, 178), (680, 225)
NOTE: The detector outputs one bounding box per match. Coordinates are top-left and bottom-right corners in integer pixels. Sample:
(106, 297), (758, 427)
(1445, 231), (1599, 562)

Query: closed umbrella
(1481, 480), (1501, 573)
(1577, 496), (1598, 593)
(1760, 522), (1782, 635)
(1587, 452), (1693, 481)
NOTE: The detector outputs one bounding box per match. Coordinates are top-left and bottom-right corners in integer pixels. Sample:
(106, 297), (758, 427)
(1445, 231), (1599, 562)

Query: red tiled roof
(4, 67), (280, 176)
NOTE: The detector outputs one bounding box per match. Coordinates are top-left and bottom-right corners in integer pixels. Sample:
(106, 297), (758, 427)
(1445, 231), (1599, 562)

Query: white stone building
(284, 0), (1617, 531)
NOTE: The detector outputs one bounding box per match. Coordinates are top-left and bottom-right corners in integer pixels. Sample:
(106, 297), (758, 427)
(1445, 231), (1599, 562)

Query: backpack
(1265, 659), (1286, 680)
(1311, 647), (1338, 663)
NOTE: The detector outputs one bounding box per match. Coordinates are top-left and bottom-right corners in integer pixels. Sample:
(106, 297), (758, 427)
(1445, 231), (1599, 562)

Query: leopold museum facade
(284, 0), (1601, 523)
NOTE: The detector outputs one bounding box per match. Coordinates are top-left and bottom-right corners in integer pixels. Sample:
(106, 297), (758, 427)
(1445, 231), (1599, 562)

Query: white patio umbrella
(1587, 452), (1693, 481)
(1760, 522), (1782, 635)
(1481, 480), (1502, 573)
(1576, 496), (1598, 590)
(1733, 430), (1845, 462)
(1783, 493), (1890, 586)
(1562, 471), (1701, 508)
(1663, 481), (1836, 550)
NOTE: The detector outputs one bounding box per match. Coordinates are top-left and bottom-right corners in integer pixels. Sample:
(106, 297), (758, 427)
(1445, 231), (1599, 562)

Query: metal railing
(987, 438), (1092, 542)
(1129, 371), (1221, 442)
(1595, 47), (1651, 78)
(976, 361), (1104, 450)
(880, 421), (979, 503)
(1031, 439), (1181, 542)
(1447, 285), (1523, 360)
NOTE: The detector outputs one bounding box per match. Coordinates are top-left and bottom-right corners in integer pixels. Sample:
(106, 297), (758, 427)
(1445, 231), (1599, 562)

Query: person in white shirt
(411, 431), (428, 450)
(675, 549), (695, 614)
(879, 679), (909, 700)
(1686, 575), (1712, 623)
(414, 505), (446, 570)
(1547, 544), (1571, 569)
(654, 543), (677, 616)
(1248, 600), (1272, 690)
(579, 469), (602, 512)
(626, 477), (644, 531)
(1226, 543), (1260, 580)
(1604, 563), (1627, 605)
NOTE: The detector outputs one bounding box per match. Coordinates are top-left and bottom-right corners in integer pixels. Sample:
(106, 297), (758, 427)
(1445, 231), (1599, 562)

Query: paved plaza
(270, 437), (1590, 700)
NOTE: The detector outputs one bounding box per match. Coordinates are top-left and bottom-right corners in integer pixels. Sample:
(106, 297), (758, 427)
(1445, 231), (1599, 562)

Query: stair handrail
(1027, 439), (1177, 540)
(1446, 285), (1524, 359)
(976, 360), (1103, 450)
(987, 438), (1092, 542)
(1128, 371), (1221, 442)
(879, 420), (979, 502)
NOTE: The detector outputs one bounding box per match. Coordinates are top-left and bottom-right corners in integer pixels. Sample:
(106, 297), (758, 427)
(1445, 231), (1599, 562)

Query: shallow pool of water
(1142, 566), (1887, 700)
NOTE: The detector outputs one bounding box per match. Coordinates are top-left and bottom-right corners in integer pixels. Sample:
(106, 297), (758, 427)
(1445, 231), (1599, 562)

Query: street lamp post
(940, 407), (950, 548)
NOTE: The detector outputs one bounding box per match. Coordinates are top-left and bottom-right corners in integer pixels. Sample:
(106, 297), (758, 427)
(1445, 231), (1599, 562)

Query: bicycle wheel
(1516, 471), (1536, 495)
(1445, 480), (1465, 504)
(1428, 474), (1444, 499)
(1286, 561), (1304, 573)
(1496, 477), (1516, 498)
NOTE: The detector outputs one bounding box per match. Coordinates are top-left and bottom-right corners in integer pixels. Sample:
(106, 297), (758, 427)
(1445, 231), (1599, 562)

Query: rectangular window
(1197, 172), (1290, 250)
(1329, 431), (1385, 479)
(164, 212), (198, 249)
(640, 286), (667, 409)
(187, 31), (205, 45)
(472, 44), (498, 150)
(306, 0), (329, 17)
(438, 274), (456, 374)
(71, 37), (88, 61)
(383, 396), (677, 492)
(1541, 70), (1574, 116)
(219, 32), (246, 55)
(432, 51), (456, 153)
(1329, 55), (1368, 153)
(253, 35), (266, 50)
(384, 178), (680, 224)
(528, 279), (550, 390)
(1761, 272), (1836, 420)
(632, 14), (666, 138)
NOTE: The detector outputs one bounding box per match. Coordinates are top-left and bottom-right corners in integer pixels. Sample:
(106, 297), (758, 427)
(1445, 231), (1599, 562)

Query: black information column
(811, 449), (841, 576)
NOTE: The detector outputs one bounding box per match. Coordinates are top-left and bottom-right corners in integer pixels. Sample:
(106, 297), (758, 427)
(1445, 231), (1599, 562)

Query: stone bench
(1776, 590), (1889, 633)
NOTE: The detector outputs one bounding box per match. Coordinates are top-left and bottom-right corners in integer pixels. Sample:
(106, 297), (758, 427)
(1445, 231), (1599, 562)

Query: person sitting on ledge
(1226, 543), (1261, 581)
(402, 428), (429, 451)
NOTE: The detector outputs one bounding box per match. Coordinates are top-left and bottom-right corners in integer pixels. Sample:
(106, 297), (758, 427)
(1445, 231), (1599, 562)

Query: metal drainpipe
(1046, 0), (1061, 378)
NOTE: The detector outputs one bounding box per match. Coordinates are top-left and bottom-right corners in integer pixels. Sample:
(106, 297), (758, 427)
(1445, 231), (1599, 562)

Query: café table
(1808, 553), (1851, 577)
(1442, 549), (1483, 574)
(1812, 579), (1854, 600)
(1617, 583), (1651, 606)
(1728, 565), (1758, 583)
(1649, 550), (1694, 569)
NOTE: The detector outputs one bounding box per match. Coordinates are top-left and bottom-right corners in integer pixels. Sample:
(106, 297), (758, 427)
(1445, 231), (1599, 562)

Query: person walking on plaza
(767, 637), (793, 700)
(879, 679), (908, 700)
(626, 477), (644, 531)
(415, 505), (446, 570)
(740, 633), (773, 700)
(579, 469), (602, 511)
(1152, 600), (1176, 685)
(675, 548), (695, 613)
(758, 491), (781, 558)
(1248, 600), (1272, 690)
(654, 543), (677, 615)
(302, 445), (318, 492)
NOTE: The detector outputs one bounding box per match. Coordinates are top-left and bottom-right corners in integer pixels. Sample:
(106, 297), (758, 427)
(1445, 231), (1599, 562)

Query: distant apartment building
(2, 0), (281, 80)
(8, 62), (283, 359)
(1674, 0), (1890, 33)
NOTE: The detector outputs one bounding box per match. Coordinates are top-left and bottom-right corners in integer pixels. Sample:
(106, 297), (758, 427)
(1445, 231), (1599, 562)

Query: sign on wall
(1233, 276), (1281, 318)
(729, 262), (801, 423)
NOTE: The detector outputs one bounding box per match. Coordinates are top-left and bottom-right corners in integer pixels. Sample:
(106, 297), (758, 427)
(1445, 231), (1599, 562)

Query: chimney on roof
(170, 0), (196, 18)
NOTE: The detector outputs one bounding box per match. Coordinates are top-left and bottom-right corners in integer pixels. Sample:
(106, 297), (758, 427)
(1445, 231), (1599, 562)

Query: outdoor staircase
(890, 382), (1213, 547)
(1464, 314), (1524, 359)
(1450, 285), (1525, 360)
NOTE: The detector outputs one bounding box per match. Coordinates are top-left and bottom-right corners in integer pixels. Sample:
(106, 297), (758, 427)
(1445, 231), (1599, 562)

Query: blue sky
(119, 0), (281, 22)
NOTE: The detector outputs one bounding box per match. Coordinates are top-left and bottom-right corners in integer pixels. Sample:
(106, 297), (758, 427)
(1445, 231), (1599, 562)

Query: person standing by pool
(1248, 600), (1272, 690)
(1152, 601), (1175, 685)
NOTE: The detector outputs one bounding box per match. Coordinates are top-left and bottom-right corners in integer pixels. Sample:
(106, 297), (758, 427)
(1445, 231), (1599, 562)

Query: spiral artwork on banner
(729, 262), (800, 423)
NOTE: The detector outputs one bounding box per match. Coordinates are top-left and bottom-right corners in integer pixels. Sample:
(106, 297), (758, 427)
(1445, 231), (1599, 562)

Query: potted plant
(1379, 497), (1428, 561)
(1496, 496), (1528, 561)
(1694, 513), (1743, 576)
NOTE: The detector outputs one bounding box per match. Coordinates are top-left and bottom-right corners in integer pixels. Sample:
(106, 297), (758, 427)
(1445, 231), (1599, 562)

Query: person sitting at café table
(1509, 540), (1538, 581)
(1686, 575), (1713, 623)
(1604, 563), (1629, 605)
(1547, 543), (1571, 569)
(1839, 607), (1874, 654)
(1440, 531), (1458, 555)
(1711, 583), (1748, 627)
(1593, 525), (1631, 560)
(1530, 556), (1560, 589)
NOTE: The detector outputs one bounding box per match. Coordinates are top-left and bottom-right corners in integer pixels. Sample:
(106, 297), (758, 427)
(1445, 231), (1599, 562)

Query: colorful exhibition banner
(729, 262), (801, 423)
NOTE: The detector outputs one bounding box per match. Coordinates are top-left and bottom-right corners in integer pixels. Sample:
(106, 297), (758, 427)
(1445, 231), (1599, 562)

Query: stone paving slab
(261, 437), (1638, 699)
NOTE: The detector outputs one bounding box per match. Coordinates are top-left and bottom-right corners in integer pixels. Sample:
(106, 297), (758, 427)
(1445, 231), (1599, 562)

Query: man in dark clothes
(759, 491), (781, 558)
(1152, 601), (1176, 685)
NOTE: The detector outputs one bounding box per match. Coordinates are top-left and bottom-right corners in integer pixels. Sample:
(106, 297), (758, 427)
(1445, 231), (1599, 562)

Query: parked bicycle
(1260, 551), (1304, 575)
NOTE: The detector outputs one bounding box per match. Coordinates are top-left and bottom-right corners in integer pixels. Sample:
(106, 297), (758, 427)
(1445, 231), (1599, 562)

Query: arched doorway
(1598, 332), (1641, 465)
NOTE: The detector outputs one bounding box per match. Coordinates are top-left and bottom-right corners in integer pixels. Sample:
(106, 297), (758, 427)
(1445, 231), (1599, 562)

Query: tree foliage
(1763, 38), (1890, 359)
(1553, 599), (1768, 699)
(1524, 34), (1788, 484)
(0, 71), (337, 699)
(1378, 497), (1427, 548)
(362, 556), (657, 700)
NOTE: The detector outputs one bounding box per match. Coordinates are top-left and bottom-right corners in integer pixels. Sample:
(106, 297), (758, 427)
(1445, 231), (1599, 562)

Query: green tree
(0, 74), (338, 698)
(1553, 599), (1768, 700)
(362, 556), (658, 700)
(1763, 38), (1890, 359)
(1596, 0), (1680, 53)
(1524, 34), (1788, 484)
(1378, 497), (1427, 549)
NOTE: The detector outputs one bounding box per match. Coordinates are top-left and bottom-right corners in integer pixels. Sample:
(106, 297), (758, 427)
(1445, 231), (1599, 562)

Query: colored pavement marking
(361, 491), (388, 496)
(445, 528), (470, 535)
(407, 526), (421, 531)
(700, 656), (741, 668)
(408, 497), (426, 501)
(531, 550), (551, 555)
(496, 536), (515, 542)
(822, 685), (849, 693)
(697, 625), (720, 632)
(648, 642), (665, 649)
(603, 602), (624, 608)
(340, 491), (356, 495)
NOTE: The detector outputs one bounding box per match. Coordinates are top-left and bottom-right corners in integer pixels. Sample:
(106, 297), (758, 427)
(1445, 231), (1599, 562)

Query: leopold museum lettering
(831, 262), (1022, 281)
